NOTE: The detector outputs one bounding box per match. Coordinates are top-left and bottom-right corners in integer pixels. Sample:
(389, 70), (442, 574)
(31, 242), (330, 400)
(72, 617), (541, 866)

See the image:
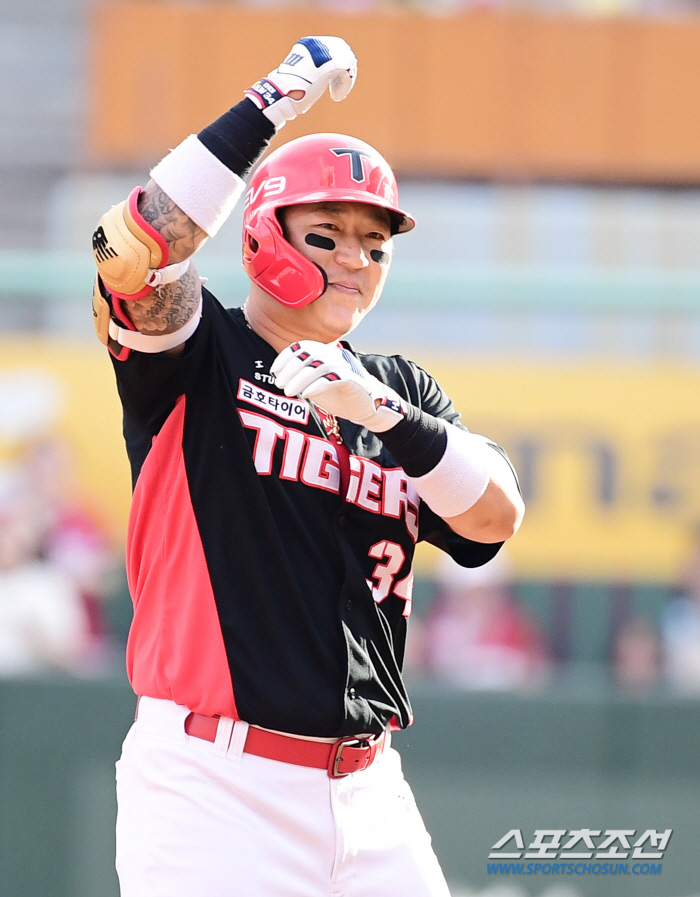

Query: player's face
(278, 201), (393, 341)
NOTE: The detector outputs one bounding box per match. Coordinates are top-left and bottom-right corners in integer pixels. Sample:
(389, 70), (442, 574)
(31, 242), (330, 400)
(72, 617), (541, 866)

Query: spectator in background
(418, 550), (549, 690)
(612, 615), (661, 695)
(0, 465), (90, 676)
(662, 522), (700, 694)
(19, 436), (120, 669)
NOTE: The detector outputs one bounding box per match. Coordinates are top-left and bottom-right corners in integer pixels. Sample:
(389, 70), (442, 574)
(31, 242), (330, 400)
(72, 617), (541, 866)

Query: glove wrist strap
(244, 81), (295, 129)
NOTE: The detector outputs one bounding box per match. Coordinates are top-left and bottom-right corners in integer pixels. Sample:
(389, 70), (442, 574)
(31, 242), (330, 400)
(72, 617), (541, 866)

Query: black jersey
(111, 288), (502, 737)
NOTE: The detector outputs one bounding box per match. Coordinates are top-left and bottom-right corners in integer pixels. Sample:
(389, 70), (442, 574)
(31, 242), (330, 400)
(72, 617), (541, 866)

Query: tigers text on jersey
(111, 289), (501, 737)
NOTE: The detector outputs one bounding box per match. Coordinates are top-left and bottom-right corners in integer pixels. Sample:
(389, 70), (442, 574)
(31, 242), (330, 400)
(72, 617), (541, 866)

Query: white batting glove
(271, 341), (405, 433)
(244, 36), (357, 130)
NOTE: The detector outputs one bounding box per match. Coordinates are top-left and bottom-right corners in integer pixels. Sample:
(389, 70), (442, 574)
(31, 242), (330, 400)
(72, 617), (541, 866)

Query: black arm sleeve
(197, 98), (275, 179)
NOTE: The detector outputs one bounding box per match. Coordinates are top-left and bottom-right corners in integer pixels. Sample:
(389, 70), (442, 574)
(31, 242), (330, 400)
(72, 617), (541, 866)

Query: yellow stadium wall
(430, 358), (700, 582)
(0, 340), (131, 548)
(3, 338), (700, 582)
(90, 3), (700, 183)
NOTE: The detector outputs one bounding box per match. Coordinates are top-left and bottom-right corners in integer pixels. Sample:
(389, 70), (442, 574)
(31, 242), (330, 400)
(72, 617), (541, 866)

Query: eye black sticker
(370, 249), (390, 265)
(305, 233), (335, 251)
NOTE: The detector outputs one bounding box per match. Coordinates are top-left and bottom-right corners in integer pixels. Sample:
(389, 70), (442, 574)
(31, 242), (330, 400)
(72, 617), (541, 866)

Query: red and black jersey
(111, 288), (502, 737)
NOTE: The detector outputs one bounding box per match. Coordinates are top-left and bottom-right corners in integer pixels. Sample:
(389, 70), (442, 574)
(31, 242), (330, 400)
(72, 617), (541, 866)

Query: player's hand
(245, 36), (357, 130)
(271, 340), (405, 433)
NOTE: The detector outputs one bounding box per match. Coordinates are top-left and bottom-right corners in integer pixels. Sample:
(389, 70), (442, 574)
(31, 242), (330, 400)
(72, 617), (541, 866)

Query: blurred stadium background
(2, 0), (700, 895)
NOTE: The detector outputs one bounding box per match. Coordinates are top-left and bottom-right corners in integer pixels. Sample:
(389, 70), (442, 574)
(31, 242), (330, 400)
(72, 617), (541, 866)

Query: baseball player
(92, 36), (523, 897)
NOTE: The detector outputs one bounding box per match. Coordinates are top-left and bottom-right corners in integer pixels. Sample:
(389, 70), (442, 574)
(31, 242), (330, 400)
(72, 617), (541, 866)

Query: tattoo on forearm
(127, 262), (201, 335)
(138, 181), (206, 262)
(123, 179), (207, 339)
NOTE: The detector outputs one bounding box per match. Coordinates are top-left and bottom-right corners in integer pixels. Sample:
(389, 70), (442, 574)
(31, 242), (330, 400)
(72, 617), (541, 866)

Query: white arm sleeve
(150, 135), (246, 236)
(407, 428), (503, 518)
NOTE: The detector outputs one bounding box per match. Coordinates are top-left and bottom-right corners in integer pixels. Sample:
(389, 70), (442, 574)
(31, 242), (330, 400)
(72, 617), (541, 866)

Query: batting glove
(244, 36), (357, 130)
(271, 341), (405, 433)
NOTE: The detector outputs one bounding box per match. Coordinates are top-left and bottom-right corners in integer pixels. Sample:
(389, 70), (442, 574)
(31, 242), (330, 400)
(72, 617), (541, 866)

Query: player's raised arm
(90, 36), (357, 359)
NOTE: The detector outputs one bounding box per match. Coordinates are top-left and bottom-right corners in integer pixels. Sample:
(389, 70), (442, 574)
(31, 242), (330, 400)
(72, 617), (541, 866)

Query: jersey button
(346, 599), (353, 611)
(338, 514), (346, 527)
(348, 687), (357, 700)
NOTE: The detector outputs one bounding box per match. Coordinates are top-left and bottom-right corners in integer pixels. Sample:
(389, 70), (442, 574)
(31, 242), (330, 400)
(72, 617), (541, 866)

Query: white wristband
(150, 135), (246, 237)
(408, 427), (495, 519)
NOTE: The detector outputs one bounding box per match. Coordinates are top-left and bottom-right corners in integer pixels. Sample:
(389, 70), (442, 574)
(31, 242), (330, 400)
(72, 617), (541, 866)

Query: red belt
(184, 712), (386, 779)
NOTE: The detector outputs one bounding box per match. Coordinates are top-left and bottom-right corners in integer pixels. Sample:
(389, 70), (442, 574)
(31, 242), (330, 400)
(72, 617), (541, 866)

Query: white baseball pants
(115, 697), (451, 897)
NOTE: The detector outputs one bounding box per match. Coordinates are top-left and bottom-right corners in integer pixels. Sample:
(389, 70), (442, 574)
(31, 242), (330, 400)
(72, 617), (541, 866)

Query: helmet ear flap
(242, 215), (327, 309)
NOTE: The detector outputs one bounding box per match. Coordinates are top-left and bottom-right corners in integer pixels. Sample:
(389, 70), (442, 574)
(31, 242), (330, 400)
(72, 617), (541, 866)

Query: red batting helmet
(242, 133), (415, 308)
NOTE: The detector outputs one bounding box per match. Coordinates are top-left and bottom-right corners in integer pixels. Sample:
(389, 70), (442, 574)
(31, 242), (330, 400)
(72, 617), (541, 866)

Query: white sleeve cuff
(150, 135), (246, 237)
(109, 296), (202, 353)
(408, 427), (496, 518)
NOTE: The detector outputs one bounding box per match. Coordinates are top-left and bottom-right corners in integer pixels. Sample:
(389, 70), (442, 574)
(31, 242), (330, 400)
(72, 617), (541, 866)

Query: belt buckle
(327, 735), (378, 779)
